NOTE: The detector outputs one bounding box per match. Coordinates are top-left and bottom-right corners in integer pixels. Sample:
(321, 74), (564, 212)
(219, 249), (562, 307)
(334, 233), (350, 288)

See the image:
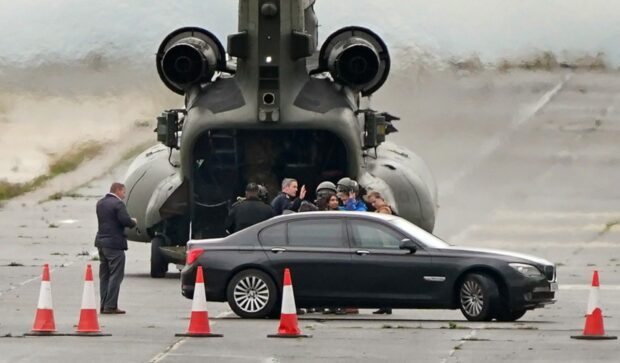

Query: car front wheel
(458, 273), (499, 321)
(227, 269), (277, 318)
(496, 307), (527, 322)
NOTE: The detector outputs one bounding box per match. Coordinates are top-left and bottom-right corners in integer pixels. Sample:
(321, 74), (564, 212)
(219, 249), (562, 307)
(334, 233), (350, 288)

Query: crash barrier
(571, 270), (617, 340)
(267, 268), (312, 338)
(176, 266), (223, 337)
(24, 264), (110, 337)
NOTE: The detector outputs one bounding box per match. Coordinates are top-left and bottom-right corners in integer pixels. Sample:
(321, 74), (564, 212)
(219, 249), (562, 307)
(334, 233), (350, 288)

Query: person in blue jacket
(336, 177), (367, 211)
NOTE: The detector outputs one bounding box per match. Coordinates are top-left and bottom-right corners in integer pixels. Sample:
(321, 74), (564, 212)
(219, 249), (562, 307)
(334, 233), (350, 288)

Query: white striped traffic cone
(31, 264), (56, 334)
(571, 270), (617, 340)
(74, 264), (109, 336)
(268, 268), (311, 338)
(175, 266), (222, 337)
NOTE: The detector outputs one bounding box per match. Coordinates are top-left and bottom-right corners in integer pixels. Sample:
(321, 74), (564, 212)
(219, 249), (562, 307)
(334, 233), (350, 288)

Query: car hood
(442, 246), (553, 266)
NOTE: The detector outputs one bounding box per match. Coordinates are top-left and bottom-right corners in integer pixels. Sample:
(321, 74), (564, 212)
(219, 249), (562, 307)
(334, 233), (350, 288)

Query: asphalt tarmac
(1, 70), (619, 362)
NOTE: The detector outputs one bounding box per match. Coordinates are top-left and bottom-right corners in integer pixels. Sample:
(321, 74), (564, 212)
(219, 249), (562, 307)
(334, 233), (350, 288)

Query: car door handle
(355, 250), (370, 256)
(271, 247), (287, 254)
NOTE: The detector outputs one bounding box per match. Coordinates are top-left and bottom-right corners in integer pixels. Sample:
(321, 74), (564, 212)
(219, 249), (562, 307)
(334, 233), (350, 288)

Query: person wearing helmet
(296, 180), (336, 213)
(336, 177), (367, 211)
(315, 181), (337, 200)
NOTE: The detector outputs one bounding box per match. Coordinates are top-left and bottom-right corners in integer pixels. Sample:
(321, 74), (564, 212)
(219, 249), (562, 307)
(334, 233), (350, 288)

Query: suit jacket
(94, 193), (136, 250)
(270, 192), (302, 215)
(226, 197), (275, 233)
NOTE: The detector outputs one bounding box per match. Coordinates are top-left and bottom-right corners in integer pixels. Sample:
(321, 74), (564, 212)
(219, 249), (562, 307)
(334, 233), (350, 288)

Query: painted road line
(560, 285), (620, 291)
(149, 338), (187, 363)
(465, 223), (618, 234)
(0, 249), (100, 297)
(441, 74), (572, 198)
(457, 240), (619, 248)
(493, 210), (620, 220)
(215, 311), (234, 319)
(441, 329), (477, 363)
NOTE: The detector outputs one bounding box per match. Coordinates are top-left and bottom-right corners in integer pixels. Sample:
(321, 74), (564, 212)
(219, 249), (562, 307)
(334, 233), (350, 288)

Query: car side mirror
(399, 238), (417, 254)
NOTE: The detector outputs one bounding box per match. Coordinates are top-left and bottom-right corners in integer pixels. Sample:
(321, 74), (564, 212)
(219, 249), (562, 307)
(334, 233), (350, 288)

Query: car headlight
(509, 263), (544, 278)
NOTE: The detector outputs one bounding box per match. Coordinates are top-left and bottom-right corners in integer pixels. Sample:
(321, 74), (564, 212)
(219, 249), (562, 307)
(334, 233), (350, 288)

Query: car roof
(269, 211), (398, 223)
(190, 211), (402, 245)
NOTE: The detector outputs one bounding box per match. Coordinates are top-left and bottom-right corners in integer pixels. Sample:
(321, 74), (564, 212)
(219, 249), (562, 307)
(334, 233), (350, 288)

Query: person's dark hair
(299, 201), (319, 212)
(110, 182), (125, 193)
(245, 182), (259, 198)
(317, 194), (338, 211)
(246, 182), (259, 193)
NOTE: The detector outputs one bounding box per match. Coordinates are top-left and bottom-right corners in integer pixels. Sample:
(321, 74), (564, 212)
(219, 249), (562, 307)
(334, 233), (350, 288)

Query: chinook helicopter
(124, 0), (437, 277)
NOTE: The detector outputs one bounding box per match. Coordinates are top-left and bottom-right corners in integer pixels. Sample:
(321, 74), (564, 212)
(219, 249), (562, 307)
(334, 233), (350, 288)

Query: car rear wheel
(150, 235), (169, 278)
(227, 269), (277, 318)
(458, 273), (499, 321)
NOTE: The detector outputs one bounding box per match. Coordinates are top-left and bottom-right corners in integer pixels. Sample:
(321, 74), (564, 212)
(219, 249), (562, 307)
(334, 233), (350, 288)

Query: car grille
(544, 265), (555, 281)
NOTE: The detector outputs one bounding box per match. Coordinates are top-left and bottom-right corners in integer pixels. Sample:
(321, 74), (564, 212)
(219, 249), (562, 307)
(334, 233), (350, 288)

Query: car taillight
(186, 248), (204, 265)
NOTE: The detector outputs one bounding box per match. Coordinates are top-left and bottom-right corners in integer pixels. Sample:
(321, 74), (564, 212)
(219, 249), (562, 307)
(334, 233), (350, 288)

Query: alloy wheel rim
(233, 276), (270, 313)
(460, 280), (484, 317)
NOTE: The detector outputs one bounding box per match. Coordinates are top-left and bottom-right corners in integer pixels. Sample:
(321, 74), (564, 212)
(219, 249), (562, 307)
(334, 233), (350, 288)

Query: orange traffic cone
(571, 271), (617, 340)
(267, 268), (311, 338)
(28, 264), (57, 335)
(72, 264), (110, 336)
(175, 266), (222, 337)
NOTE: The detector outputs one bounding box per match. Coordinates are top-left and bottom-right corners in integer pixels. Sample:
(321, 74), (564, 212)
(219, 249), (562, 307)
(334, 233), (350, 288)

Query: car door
(259, 217), (352, 302)
(347, 218), (438, 306)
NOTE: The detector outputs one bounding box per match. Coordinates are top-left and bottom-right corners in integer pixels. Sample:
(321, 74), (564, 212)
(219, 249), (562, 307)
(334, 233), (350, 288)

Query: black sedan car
(181, 212), (557, 321)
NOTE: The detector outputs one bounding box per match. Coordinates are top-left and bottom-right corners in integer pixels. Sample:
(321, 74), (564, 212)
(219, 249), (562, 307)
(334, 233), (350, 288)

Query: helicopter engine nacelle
(156, 27), (227, 95)
(319, 26), (390, 96)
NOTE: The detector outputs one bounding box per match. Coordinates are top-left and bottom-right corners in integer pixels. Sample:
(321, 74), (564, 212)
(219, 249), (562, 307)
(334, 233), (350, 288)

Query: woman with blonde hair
(366, 191), (393, 215)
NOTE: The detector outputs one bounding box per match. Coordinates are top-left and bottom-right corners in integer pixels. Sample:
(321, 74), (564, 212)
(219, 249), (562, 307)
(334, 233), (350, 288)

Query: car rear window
(287, 219), (345, 248)
(259, 222), (287, 246)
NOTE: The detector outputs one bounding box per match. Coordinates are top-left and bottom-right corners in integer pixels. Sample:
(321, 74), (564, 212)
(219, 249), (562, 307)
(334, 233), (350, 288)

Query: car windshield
(390, 218), (452, 249)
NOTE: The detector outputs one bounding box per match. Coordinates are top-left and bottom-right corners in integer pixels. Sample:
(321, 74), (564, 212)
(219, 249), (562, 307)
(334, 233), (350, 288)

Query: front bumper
(510, 278), (557, 309)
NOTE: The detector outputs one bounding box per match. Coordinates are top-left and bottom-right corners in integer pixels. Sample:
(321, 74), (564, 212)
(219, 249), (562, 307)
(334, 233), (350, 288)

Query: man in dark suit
(94, 182), (137, 314)
(270, 178), (306, 215)
(225, 183), (275, 234)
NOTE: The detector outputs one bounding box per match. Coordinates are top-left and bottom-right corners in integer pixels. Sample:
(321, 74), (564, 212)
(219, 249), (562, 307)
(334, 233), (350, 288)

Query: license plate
(550, 282), (558, 292)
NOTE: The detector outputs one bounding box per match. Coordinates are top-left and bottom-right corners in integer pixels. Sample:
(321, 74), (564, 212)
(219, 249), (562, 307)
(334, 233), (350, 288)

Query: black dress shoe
(101, 308), (126, 314)
(373, 308), (392, 315)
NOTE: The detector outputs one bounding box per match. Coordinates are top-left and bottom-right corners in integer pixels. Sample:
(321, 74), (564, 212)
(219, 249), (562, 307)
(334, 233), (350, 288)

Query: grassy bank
(0, 141), (104, 201)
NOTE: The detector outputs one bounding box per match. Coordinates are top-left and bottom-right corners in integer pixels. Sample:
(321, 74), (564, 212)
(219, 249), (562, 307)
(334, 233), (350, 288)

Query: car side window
(350, 220), (404, 249)
(287, 219), (345, 248)
(258, 222), (287, 246)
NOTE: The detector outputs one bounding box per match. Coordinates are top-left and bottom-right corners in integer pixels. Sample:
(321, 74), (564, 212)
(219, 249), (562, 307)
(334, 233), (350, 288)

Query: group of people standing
(226, 176), (395, 232)
(225, 176), (395, 315)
